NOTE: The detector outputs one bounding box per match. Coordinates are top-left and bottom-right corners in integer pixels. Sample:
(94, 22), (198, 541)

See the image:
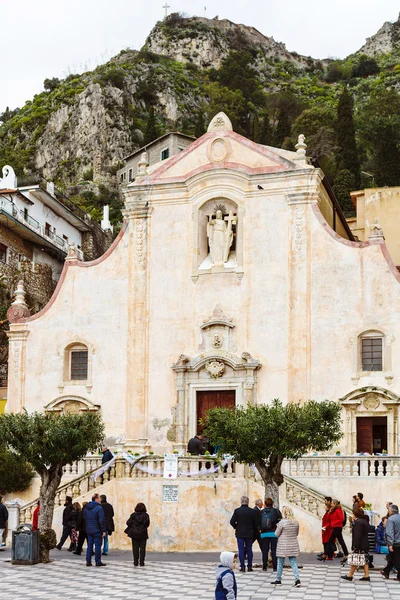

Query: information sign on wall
(162, 485), (179, 503)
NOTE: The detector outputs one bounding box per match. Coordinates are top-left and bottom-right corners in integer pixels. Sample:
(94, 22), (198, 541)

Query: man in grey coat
(383, 504), (400, 580)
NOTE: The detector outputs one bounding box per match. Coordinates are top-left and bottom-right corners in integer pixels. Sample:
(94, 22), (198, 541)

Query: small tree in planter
(0, 410), (104, 562)
(204, 399), (342, 500)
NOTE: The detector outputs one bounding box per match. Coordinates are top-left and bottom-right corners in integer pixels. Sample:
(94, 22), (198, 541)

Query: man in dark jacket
(83, 493), (106, 567)
(56, 496), (73, 550)
(0, 496), (8, 550)
(187, 434), (204, 455)
(100, 494), (115, 556)
(230, 495), (258, 572)
(101, 446), (113, 464)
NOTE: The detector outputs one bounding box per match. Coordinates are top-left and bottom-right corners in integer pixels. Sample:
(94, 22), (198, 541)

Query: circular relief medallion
(209, 138), (229, 162)
(363, 393), (380, 410)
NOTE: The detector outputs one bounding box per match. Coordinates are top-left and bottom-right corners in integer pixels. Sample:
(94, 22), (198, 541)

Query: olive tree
(0, 411), (104, 561)
(0, 446), (34, 494)
(204, 399), (342, 500)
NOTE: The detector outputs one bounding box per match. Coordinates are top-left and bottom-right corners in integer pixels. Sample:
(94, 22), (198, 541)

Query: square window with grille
(161, 148), (169, 161)
(362, 337), (383, 371)
(70, 350), (88, 380)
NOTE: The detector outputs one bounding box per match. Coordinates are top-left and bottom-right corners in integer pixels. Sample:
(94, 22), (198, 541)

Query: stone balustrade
(20, 456), (241, 524)
(282, 455), (399, 478)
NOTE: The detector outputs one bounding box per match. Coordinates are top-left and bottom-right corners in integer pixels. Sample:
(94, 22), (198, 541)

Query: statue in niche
(207, 208), (236, 266)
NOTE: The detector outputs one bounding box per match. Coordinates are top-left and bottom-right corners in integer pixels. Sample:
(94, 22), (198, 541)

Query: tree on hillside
(292, 106), (336, 162)
(0, 411), (104, 562)
(336, 87), (360, 188)
(274, 108), (291, 148)
(144, 106), (158, 145)
(359, 88), (400, 188)
(259, 113), (273, 146)
(332, 169), (356, 216)
(204, 399), (342, 500)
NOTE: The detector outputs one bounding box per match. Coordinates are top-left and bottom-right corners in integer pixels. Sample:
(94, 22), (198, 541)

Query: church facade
(6, 113), (400, 460)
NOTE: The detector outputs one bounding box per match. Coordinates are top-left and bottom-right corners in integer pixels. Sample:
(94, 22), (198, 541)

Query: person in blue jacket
(376, 516), (388, 552)
(83, 493), (106, 567)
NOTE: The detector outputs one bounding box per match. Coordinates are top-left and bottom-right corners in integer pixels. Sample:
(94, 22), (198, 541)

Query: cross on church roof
(163, 3), (170, 17)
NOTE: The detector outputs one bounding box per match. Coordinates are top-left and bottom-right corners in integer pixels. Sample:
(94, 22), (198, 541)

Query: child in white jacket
(215, 551), (237, 600)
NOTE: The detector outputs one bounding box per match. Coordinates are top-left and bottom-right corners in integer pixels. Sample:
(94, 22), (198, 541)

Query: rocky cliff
(359, 13), (400, 57)
(0, 13), (399, 218)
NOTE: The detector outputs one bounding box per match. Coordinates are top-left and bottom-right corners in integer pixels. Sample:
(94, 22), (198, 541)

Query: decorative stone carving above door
(171, 306), (261, 450)
(44, 395), (100, 414)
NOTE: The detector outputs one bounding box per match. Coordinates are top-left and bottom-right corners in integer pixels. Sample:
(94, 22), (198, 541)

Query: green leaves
(0, 446), (34, 494)
(204, 399), (342, 471)
(0, 411), (105, 473)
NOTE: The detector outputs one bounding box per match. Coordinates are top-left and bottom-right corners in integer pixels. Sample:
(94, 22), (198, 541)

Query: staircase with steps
(19, 456), (354, 552)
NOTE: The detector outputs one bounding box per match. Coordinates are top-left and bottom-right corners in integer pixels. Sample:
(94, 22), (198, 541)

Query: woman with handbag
(341, 508), (370, 582)
(125, 502), (150, 566)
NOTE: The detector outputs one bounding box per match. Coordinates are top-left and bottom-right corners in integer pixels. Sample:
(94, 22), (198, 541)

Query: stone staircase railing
(282, 474), (354, 532)
(20, 455), (242, 524)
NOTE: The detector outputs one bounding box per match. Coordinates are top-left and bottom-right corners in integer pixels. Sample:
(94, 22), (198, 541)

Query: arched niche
(45, 395), (100, 414)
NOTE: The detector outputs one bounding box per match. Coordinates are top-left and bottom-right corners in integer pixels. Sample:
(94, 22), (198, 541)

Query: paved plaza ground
(1, 547), (399, 599)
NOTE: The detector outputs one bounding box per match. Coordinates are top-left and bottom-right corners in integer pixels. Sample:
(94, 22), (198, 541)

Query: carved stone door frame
(172, 352), (261, 450)
(340, 387), (400, 454)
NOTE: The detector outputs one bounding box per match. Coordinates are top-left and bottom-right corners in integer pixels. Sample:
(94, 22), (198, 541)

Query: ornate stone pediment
(205, 360), (225, 379)
(45, 395), (100, 413)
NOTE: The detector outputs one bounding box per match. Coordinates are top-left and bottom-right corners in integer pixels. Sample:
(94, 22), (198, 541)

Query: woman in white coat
(270, 506), (301, 588)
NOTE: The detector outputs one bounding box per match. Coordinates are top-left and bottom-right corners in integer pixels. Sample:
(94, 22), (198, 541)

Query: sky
(0, 0), (399, 112)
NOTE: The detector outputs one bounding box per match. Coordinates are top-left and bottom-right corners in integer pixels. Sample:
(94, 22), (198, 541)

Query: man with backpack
(260, 497), (282, 572)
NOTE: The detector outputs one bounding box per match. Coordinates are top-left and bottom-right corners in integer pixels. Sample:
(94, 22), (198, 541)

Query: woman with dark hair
(341, 508), (370, 582)
(125, 503), (150, 567)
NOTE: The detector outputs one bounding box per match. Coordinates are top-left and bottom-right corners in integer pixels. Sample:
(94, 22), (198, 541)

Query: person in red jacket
(318, 498), (333, 561)
(326, 500), (348, 559)
(32, 501), (40, 531)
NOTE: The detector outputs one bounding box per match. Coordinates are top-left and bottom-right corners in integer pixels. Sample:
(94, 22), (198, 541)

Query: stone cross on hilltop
(162, 3), (170, 17)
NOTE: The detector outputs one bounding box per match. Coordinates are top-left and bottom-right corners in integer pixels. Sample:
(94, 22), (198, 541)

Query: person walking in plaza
(318, 497), (333, 561)
(230, 496), (258, 572)
(376, 515), (388, 553)
(253, 499), (263, 553)
(68, 502), (81, 552)
(381, 504), (400, 580)
(260, 497), (282, 571)
(100, 494), (115, 556)
(215, 551), (237, 600)
(0, 497), (8, 551)
(83, 493), (106, 567)
(32, 500), (40, 531)
(73, 501), (88, 555)
(271, 506), (301, 588)
(125, 502), (150, 566)
(56, 495), (73, 550)
(325, 499), (348, 560)
(341, 507), (370, 582)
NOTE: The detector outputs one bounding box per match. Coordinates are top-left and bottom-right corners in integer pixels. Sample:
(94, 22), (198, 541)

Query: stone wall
(81, 227), (113, 261)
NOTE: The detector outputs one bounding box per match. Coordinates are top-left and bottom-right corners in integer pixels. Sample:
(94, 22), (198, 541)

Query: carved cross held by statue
(223, 211), (236, 263)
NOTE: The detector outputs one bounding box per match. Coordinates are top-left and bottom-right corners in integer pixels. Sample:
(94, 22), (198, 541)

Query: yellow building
(349, 187), (400, 265)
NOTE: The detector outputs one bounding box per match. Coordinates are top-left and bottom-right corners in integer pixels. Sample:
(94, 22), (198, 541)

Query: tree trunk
(38, 464), (64, 562)
(255, 455), (284, 507)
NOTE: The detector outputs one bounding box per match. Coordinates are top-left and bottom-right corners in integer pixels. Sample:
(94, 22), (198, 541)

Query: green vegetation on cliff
(0, 13), (399, 221)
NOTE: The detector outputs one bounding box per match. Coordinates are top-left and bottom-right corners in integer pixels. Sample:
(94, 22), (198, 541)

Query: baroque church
(6, 113), (400, 550)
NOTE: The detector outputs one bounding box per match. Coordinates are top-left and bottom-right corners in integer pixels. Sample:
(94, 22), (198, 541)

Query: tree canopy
(0, 410), (104, 561)
(0, 446), (34, 495)
(204, 399), (342, 499)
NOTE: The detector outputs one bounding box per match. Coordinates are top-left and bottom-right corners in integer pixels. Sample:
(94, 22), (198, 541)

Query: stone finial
(369, 218), (385, 242)
(137, 151), (149, 177)
(295, 134), (307, 164)
(46, 181), (55, 198)
(207, 112), (233, 133)
(66, 241), (78, 261)
(7, 280), (31, 323)
(0, 165), (17, 190)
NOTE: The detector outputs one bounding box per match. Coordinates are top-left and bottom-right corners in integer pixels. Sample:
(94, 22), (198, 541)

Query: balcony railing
(282, 455), (399, 478)
(0, 196), (83, 259)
